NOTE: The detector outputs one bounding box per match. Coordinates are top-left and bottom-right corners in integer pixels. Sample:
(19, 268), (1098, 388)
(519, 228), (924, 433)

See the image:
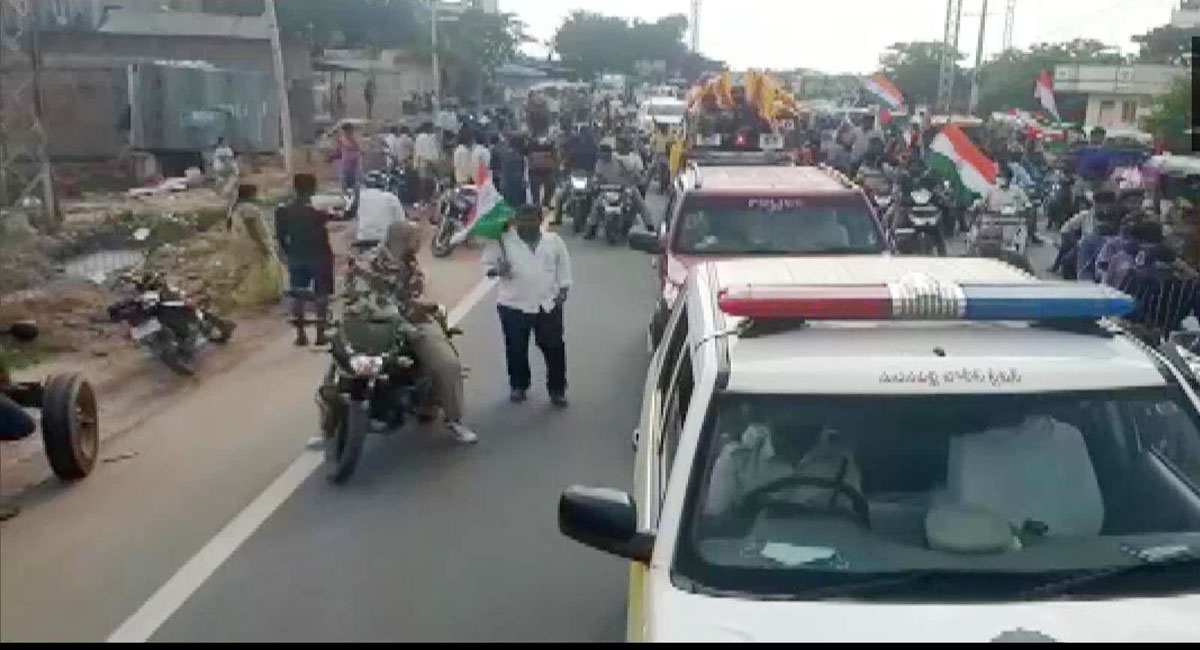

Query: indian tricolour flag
(1034, 71), (1061, 122)
(862, 74), (905, 110)
(450, 161), (513, 245)
(926, 124), (998, 202)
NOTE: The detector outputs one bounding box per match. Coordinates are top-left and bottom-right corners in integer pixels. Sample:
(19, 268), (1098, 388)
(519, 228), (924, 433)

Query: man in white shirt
(394, 126), (414, 167)
(470, 138), (491, 184)
(481, 205), (572, 406)
(413, 122), (441, 206)
(354, 172), (404, 251)
(453, 131), (474, 186)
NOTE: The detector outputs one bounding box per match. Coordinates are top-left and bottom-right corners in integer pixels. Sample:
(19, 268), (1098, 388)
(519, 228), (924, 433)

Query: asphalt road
(1, 208), (662, 642)
(149, 230), (658, 642)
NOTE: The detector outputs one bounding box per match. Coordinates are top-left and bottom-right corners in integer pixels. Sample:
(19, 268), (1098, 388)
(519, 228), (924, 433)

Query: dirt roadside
(0, 212), (490, 503)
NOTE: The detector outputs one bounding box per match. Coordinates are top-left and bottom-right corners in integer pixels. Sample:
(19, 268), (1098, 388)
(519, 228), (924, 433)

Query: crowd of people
(200, 88), (1196, 455)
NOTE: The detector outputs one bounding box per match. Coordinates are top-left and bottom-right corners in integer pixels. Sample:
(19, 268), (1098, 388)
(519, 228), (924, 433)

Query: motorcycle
(558, 170), (595, 235)
(107, 270), (235, 375)
(381, 153), (411, 203)
(430, 184), (477, 258)
(1, 321), (99, 480)
(597, 183), (638, 245)
(892, 188), (946, 256)
(314, 259), (459, 483)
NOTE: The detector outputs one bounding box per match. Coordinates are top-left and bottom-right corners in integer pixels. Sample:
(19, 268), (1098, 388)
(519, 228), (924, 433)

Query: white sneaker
(447, 422), (478, 445)
(305, 435), (326, 451)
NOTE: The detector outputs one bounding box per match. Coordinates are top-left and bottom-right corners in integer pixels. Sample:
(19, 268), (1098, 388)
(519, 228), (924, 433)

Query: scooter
(969, 204), (1034, 273)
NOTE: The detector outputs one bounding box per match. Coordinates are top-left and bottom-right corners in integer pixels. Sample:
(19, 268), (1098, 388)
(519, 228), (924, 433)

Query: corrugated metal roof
(98, 9), (269, 40)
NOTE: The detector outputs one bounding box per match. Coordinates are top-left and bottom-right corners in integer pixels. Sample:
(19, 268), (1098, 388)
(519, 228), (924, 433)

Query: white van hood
(650, 587), (1200, 642)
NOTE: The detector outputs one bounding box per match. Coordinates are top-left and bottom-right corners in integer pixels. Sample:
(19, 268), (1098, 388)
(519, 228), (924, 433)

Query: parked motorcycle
(314, 259), (459, 483)
(107, 270), (235, 375)
(1, 321), (99, 480)
(431, 185), (477, 258)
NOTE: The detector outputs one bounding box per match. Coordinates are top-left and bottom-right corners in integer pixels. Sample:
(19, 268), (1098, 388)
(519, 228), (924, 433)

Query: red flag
(879, 107), (893, 126)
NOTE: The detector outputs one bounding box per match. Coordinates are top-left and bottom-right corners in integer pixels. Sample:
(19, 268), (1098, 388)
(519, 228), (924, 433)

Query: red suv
(629, 162), (888, 348)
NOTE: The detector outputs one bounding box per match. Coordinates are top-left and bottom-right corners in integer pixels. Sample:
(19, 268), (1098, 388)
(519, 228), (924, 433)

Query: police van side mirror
(628, 229), (663, 254)
(558, 486), (654, 563)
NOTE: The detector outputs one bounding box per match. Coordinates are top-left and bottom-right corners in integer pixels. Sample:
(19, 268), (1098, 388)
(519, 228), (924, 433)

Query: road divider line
(105, 277), (496, 643)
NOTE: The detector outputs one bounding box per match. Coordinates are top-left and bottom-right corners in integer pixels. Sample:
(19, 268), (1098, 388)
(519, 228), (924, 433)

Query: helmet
(363, 170), (387, 190)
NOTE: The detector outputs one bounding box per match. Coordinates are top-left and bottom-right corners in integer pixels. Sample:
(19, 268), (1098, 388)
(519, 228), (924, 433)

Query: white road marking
(105, 277), (496, 643)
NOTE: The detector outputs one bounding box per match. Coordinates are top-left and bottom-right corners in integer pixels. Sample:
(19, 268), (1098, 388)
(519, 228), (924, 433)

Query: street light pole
(265, 0), (294, 177)
(431, 0), (441, 145)
(969, 0), (989, 115)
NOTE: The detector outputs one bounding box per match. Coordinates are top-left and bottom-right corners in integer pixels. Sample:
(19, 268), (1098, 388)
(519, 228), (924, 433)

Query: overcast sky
(499, 0), (1186, 74)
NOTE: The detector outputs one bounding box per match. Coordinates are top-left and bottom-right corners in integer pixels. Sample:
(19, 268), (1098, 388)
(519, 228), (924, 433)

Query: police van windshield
(674, 389), (1200, 602)
(673, 197), (882, 255)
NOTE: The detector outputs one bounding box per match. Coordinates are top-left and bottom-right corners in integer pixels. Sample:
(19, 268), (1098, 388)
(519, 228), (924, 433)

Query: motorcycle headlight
(349, 354), (384, 378)
(911, 189), (932, 205)
(571, 177), (588, 190)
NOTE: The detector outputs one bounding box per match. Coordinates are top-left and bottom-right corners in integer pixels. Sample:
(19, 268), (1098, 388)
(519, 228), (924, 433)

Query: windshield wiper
(793, 571), (943, 601)
(1017, 555), (1200, 601)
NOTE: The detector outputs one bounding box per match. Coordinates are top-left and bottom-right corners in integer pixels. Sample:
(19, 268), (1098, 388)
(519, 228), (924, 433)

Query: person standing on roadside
(499, 132), (528, 207)
(329, 122), (363, 213)
(414, 122), (442, 212)
(275, 173), (334, 347)
(526, 134), (557, 215)
(481, 205), (572, 407)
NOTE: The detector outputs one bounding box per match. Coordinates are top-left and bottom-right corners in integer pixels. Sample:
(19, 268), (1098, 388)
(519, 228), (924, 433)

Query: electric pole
(0, 0), (59, 229)
(431, 0), (441, 143)
(264, 0), (293, 177)
(1002, 0), (1016, 52)
(690, 0), (701, 53)
(969, 0), (989, 115)
(936, 0), (965, 114)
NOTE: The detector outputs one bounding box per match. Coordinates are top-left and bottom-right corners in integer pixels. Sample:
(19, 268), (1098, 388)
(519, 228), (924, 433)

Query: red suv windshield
(672, 194), (883, 255)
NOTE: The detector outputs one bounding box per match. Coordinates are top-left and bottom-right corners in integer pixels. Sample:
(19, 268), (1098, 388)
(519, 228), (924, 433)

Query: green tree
(432, 8), (530, 102)
(877, 41), (968, 108)
(553, 11), (640, 77)
(275, 0), (422, 52)
(1141, 78), (1193, 154)
(551, 11), (702, 80)
(1133, 25), (1195, 65)
(975, 39), (1127, 120)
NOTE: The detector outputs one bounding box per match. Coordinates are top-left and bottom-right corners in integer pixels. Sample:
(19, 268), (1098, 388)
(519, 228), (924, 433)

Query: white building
(1170, 0), (1200, 27)
(1053, 64), (1189, 131)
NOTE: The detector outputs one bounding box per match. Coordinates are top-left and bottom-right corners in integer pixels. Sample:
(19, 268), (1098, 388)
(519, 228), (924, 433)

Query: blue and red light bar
(717, 282), (1135, 321)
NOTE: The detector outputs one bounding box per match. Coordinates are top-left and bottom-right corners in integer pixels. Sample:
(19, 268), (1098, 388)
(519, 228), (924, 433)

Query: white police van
(559, 256), (1200, 642)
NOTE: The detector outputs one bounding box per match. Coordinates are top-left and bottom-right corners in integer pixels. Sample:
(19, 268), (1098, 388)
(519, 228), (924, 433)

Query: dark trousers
(498, 304), (566, 395)
(529, 172), (553, 208)
(503, 179), (527, 208)
(0, 393), (36, 441)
